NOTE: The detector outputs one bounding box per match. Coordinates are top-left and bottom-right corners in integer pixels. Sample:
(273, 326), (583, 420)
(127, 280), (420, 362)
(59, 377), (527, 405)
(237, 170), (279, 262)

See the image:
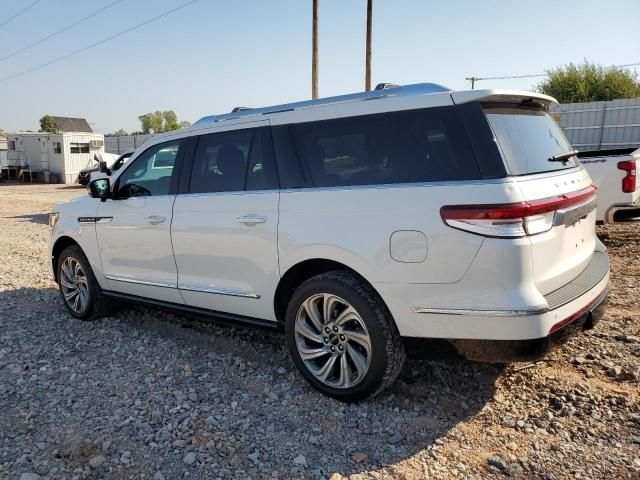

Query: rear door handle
(144, 215), (166, 225)
(237, 215), (267, 226)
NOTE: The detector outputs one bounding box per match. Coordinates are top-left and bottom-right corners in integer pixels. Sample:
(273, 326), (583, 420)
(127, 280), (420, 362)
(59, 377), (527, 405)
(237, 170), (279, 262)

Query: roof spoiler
(451, 89), (558, 107)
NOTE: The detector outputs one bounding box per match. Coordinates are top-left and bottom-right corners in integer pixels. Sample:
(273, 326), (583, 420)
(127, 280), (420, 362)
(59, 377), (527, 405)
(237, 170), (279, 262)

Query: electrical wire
(0, 0), (41, 29)
(468, 62), (640, 83)
(0, 0), (125, 64)
(0, 0), (200, 83)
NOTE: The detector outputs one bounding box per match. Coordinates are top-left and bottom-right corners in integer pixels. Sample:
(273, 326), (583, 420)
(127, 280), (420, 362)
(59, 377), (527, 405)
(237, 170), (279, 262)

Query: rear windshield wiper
(548, 149), (578, 163)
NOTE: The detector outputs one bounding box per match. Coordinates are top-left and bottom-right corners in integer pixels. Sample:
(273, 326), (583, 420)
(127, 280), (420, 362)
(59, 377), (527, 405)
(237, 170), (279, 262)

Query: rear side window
(484, 105), (579, 175)
(288, 106), (481, 187)
(189, 127), (278, 193)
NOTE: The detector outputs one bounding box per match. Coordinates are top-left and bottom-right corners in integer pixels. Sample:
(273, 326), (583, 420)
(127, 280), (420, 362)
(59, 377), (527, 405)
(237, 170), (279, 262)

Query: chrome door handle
(144, 215), (166, 225)
(237, 215), (267, 225)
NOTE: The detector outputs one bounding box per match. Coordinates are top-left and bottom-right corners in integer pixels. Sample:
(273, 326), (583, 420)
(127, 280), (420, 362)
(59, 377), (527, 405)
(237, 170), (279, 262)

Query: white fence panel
(551, 97), (640, 151)
(105, 134), (154, 154)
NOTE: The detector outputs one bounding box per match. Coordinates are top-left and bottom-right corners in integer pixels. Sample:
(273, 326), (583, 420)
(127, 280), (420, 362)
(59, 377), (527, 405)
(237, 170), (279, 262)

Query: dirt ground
(0, 182), (638, 480)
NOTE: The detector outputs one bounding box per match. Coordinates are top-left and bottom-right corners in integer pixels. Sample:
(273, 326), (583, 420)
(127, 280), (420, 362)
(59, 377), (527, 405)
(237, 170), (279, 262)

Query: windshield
(484, 105), (579, 175)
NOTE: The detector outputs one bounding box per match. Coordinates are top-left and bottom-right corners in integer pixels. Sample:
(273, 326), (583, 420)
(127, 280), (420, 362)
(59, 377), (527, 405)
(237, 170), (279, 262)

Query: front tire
(57, 245), (111, 321)
(285, 271), (405, 402)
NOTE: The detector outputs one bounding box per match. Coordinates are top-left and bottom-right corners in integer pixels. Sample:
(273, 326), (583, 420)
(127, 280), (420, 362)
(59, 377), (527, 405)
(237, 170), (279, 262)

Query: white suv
(49, 84), (609, 401)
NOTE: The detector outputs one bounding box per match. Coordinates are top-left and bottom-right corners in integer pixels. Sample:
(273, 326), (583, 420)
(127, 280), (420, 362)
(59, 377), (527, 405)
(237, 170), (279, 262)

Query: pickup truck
(579, 147), (639, 223)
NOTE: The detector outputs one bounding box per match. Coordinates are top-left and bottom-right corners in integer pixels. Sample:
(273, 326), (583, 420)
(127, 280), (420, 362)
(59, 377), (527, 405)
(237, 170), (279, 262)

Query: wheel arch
(273, 258), (393, 326)
(51, 236), (80, 282)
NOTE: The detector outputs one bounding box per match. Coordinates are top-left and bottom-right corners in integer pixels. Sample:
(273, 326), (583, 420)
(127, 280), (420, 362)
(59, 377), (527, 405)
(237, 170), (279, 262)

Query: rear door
(481, 101), (597, 294)
(171, 121), (281, 321)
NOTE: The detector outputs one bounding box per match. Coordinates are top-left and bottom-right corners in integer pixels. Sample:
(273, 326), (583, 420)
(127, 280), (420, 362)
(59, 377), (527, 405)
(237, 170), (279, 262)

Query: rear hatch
(452, 91), (599, 295)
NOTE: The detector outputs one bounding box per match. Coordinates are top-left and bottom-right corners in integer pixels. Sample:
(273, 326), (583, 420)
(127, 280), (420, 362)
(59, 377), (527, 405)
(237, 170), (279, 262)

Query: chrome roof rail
(192, 82), (450, 128)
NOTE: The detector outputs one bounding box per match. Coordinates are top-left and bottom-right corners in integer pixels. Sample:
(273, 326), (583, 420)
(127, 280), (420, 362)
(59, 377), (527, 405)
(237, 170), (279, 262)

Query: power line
(0, 0), (200, 83)
(0, 0), (41, 29)
(466, 62), (640, 88)
(0, 0), (124, 64)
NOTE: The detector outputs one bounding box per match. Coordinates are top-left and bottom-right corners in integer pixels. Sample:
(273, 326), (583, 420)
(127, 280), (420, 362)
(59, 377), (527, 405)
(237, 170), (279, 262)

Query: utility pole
(312, 0), (319, 99)
(466, 76), (479, 89)
(365, 0), (372, 91)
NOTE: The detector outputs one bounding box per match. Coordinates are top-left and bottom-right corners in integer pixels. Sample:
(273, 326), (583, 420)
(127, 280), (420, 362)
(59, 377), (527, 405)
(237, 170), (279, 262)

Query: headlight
(49, 212), (59, 228)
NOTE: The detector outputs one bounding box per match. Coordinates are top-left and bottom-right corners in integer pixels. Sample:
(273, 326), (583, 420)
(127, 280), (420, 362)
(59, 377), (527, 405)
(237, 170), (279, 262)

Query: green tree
(138, 110), (189, 134)
(162, 110), (180, 131)
(537, 61), (640, 103)
(39, 115), (57, 133)
(113, 128), (128, 136)
(180, 120), (191, 128)
(138, 111), (164, 134)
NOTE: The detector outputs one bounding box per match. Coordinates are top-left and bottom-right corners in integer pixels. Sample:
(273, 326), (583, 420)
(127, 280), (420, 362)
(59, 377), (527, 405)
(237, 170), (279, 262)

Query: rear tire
(285, 271), (405, 402)
(57, 245), (112, 321)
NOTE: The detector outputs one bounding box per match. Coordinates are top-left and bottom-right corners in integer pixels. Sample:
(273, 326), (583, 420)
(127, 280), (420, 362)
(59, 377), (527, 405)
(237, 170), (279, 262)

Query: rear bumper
(449, 287), (608, 362)
(604, 201), (640, 223)
(378, 245), (609, 341)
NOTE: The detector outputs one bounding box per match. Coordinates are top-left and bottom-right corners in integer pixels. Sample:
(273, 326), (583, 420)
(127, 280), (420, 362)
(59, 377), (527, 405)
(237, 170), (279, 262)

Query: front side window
(189, 127), (278, 193)
(289, 106), (480, 187)
(53, 142), (62, 154)
(484, 105), (578, 175)
(116, 140), (181, 198)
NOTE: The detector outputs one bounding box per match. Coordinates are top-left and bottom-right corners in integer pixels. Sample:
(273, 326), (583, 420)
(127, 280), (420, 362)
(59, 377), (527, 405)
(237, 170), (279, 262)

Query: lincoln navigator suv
(49, 83), (609, 401)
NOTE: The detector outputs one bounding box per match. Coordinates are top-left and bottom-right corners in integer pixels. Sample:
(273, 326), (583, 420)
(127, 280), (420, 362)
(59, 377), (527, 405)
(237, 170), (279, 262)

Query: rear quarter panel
(277, 181), (524, 286)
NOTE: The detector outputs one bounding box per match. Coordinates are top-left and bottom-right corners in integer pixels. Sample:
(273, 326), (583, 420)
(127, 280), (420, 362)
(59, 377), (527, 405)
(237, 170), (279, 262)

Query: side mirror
(98, 160), (111, 175)
(89, 178), (111, 202)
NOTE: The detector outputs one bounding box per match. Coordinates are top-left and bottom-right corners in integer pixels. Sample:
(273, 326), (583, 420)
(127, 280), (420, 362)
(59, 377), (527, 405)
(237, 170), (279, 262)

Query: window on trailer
(70, 143), (90, 154)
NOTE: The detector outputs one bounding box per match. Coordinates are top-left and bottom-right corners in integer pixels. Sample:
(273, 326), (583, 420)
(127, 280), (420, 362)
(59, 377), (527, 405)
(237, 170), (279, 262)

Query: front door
(171, 122), (280, 321)
(96, 138), (185, 303)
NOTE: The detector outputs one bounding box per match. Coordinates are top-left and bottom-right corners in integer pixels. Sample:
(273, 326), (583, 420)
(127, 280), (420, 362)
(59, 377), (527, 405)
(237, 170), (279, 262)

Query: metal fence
(551, 97), (640, 151)
(104, 134), (154, 154)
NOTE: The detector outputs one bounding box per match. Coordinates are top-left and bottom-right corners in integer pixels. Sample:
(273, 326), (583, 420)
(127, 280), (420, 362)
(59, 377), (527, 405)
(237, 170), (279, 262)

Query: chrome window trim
(179, 285), (261, 299)
(411, 306), (549, 317)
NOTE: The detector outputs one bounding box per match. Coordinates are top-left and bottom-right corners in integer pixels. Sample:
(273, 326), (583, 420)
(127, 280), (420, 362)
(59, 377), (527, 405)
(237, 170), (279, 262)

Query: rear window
(289, 106), (481, 187)
(484, 105), (578, 175)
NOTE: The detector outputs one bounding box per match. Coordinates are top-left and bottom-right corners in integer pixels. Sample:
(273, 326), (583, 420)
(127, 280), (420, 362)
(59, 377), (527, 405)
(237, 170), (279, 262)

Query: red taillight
(440, 185), (597, 238)
(618, 160), (637, 193)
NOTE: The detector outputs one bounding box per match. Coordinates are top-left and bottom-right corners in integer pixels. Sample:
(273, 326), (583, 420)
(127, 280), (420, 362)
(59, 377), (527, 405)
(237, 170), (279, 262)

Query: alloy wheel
(294, 293), (372, 388)
(60, 257), (89, 314)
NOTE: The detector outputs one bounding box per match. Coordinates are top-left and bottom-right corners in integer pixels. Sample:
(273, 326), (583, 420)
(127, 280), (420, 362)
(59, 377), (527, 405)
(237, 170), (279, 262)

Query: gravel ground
(0, 182), (638, 480)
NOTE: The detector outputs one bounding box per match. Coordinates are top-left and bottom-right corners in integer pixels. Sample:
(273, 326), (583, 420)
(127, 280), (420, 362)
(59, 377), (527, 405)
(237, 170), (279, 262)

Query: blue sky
(1, 0), (639, 133)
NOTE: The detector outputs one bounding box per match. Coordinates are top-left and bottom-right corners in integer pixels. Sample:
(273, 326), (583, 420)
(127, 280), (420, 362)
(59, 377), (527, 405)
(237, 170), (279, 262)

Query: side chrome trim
(104, 275), (175, 289)
(411, 306), (549, 317)
(179, 285), (261, 299)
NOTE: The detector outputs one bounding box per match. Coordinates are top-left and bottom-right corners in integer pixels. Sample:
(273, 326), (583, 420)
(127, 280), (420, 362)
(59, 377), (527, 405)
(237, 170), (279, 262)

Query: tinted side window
(289, 107), (481, 187)
(189, 127), (278, 193)
(116, 140), (181, 198)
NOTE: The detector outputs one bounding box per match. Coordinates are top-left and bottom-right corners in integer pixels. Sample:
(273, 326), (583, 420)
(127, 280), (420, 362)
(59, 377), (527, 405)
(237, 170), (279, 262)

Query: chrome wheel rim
(294, 293), (372, 389)
(60, 257), (89, 314)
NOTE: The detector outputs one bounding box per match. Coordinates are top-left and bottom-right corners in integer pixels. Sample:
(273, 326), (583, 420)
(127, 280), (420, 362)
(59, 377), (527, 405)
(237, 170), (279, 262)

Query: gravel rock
(352, 452), (368, 463)
(487, 455), (507, 471)
(182, 452), (197, 466)
(19, 474), (41, 480)
(88, 455), (106, 469)
(292, 454), (307, 467)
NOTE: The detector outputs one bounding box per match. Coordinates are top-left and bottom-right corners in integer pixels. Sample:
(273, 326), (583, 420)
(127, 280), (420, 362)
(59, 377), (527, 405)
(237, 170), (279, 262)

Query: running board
(102, 290), (280, 331)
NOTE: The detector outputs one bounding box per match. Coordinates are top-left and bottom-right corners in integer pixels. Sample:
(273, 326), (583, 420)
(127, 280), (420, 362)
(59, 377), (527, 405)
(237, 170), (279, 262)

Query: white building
(4, 117), (104, 183)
